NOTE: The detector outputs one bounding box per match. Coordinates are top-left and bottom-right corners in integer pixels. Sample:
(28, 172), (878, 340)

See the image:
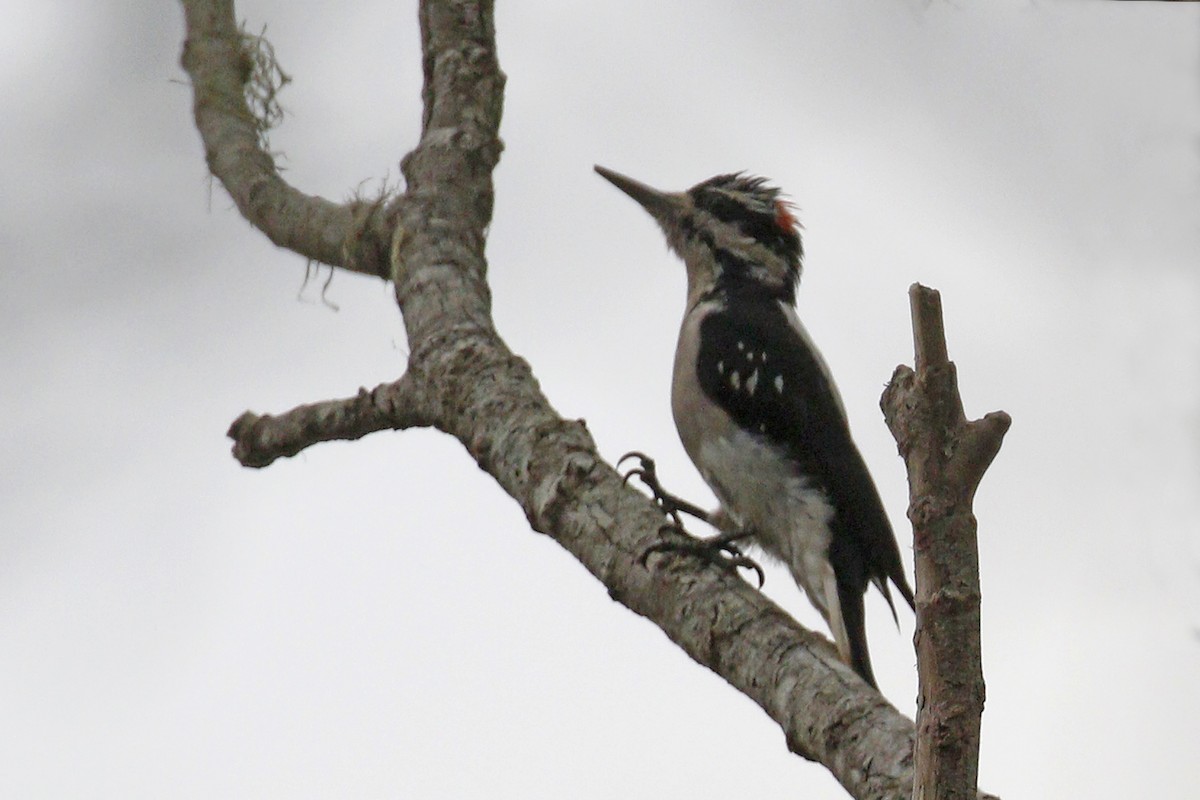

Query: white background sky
(2, 1), (1198, 798)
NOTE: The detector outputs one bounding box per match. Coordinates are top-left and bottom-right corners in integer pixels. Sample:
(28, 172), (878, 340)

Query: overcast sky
(2, 1), (1198, 798)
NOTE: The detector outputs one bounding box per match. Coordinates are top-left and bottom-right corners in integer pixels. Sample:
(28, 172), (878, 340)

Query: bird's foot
(619, 452), (764, 586)
(618, 451), (712, 526)
(640, 524), (765, 588)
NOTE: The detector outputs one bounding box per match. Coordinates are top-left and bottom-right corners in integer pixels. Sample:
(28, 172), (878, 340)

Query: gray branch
(227, 373), (433, 468)
(180, 0), (394, 278)
(882, 284), (1011, 800)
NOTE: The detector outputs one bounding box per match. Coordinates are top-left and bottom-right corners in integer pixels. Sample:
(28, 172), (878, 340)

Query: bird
(596, 165), (914, 689)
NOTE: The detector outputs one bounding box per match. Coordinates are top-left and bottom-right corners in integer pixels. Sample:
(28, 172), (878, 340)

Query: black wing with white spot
(695, 298), (857, 487)
(694, 297), (914, 613)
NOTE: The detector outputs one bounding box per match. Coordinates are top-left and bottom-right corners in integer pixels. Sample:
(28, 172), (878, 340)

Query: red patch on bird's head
(774, 200), (798, 233)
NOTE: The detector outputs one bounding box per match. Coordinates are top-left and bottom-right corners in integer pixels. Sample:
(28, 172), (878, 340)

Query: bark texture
(180, 3), (394, 277)
(181, 3), (1005, 798)
(881, 285), (1011, 800)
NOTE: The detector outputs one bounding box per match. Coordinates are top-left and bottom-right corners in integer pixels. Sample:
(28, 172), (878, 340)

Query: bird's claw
(639, 523), (766, 589)
(618, 451), (707, 524)
(619, 451), (660, 494)
(620, 450), (764, 587)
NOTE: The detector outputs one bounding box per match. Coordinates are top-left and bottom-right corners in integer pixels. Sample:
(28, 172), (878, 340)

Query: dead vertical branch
(881, 284), (1011, 800)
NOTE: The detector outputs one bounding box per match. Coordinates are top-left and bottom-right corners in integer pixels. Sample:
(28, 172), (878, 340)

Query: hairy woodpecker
(596, 165), (914, 688)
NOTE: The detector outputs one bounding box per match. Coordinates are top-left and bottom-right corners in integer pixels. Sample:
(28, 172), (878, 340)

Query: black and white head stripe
(687, 173), (803, 268)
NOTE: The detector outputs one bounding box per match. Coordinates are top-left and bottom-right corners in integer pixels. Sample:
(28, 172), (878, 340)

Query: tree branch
(179, 0), (394, 278)
(392, 307), (923, 800)
(227, 372), (434, 468)
(881, 284), (1011, 800)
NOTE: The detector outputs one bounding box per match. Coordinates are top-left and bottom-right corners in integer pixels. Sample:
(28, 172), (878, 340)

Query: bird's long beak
(594, 165), (677, 219)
